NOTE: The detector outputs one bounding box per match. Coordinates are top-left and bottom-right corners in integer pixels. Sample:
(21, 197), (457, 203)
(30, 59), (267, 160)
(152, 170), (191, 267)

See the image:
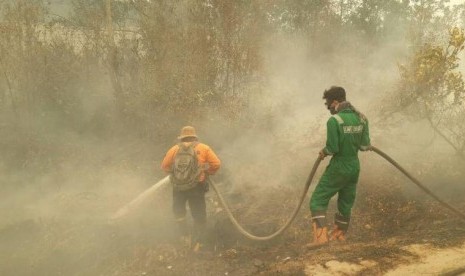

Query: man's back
(161, 142), (221, 182)
(325, 108), (370, 159)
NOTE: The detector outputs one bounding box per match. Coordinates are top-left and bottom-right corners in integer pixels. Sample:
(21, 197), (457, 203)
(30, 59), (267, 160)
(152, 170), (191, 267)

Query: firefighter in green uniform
(308, 86), (371, 248)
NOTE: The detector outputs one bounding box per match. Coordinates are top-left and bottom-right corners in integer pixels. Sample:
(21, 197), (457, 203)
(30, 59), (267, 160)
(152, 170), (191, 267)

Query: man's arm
(322, 117), (340, 156)
(360, 120), (371, 151)
(161, 146), (177, 172)
(205, 146), (221, 175)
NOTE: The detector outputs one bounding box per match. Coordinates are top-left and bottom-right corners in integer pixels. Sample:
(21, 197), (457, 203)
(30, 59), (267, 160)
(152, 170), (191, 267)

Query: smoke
(201, 28), (410, 194)
(1, 2), (465, 276)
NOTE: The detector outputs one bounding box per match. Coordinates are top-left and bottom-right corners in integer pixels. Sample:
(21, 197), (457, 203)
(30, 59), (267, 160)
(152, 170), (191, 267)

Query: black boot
(176, 217), (191, 246)
(192, 222), (207, 252)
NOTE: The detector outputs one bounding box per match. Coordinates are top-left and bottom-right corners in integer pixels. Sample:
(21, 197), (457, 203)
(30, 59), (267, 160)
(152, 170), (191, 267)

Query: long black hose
(210, 146), (465, 241)
(371, 146), (465, 221)
(209, 156), (322, 241)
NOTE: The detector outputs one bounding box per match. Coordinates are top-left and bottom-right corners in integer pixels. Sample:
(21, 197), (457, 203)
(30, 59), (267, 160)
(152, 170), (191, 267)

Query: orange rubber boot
(307, 222), (329, 249)
(329, 225), (346, 242)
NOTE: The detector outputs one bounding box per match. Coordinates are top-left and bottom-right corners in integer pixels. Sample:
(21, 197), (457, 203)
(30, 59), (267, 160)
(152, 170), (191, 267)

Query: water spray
(110, 176), (170, 220)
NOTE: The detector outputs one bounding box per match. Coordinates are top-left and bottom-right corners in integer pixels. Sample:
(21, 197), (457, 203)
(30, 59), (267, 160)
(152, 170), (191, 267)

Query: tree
(390, 27), (465, 159)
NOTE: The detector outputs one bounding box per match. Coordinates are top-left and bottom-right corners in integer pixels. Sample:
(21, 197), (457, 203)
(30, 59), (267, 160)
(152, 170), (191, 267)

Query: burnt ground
(2, 176), (465, 276)
(122, 185), (465, 276)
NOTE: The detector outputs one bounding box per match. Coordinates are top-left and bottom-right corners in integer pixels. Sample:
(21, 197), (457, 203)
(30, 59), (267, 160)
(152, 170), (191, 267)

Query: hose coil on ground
(209, 156), (322, 241)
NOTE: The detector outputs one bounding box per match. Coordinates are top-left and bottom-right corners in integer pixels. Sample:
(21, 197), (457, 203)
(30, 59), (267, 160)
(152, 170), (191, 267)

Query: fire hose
(370, 146), (465, 221)
(209, 155), (322, 241)
(208, 146), (465, 241)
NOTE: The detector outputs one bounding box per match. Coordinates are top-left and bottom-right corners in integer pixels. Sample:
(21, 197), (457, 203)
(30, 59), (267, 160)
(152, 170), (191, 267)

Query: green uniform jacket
(323, 108), (370, 162)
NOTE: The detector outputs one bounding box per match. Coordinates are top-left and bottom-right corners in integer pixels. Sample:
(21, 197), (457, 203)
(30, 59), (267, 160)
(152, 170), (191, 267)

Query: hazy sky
(48, 0), (70, 17)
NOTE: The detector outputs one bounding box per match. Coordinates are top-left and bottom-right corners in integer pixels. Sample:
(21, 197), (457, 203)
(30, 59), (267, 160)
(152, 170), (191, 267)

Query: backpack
(170, 142), (201, 191)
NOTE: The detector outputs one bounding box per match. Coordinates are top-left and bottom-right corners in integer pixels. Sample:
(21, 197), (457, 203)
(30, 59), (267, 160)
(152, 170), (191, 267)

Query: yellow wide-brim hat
(178, 126), (198, 140)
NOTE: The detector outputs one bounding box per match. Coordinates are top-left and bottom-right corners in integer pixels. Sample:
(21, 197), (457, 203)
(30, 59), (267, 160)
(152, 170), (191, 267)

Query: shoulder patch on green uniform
(332, 114), (344, 124)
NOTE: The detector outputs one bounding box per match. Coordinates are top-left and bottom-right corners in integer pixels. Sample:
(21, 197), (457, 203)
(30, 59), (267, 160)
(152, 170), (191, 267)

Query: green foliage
(397, 28), (465, 110)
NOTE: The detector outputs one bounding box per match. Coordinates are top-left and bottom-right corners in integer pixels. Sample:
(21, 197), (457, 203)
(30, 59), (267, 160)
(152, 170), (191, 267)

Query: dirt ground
(2, 176), (465, 276)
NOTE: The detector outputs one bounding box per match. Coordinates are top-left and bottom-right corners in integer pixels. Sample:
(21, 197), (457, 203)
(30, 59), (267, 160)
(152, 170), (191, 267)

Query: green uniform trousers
(310, 158), (360, 218)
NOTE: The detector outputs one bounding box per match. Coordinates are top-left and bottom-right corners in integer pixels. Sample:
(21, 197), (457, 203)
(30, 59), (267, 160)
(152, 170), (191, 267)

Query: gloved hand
(202, 177), (211, 192)
(203, 181), (210, 192)
(319, 150), (327, 159)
